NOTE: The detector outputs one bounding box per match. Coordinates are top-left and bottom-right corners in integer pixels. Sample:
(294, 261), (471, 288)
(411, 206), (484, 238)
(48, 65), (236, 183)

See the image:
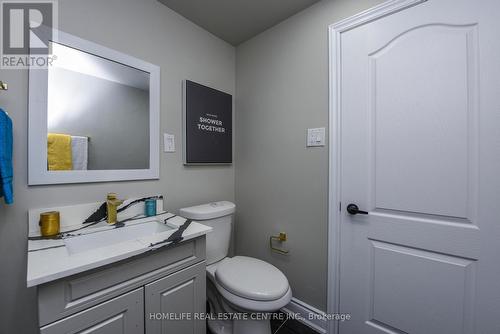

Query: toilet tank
(179, 201), (236, 265)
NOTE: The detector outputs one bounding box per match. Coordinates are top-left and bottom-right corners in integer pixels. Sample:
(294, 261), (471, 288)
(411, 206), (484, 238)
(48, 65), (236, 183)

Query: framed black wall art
(182, 80), (233, 164)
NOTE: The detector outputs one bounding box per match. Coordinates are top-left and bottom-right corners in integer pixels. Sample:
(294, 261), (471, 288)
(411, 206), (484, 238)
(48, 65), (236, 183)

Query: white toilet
(180, 201), (292, 334)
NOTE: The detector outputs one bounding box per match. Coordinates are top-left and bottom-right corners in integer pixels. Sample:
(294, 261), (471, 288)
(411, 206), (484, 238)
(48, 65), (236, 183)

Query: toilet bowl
(179, 202), (292, 334)
(206, 256), (292, 334)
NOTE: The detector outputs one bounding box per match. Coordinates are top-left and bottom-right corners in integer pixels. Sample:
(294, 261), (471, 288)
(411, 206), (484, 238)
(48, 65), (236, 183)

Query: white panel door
(334, 0), (500, 333)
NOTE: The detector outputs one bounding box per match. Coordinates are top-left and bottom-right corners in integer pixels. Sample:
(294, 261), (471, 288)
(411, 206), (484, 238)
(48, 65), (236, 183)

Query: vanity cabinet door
(40, 288), (144, 334)
(145, 262), (206, 334)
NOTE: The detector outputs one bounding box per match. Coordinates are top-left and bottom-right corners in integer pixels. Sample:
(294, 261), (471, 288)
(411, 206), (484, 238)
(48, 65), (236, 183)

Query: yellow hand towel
(47, 133), (73, 171)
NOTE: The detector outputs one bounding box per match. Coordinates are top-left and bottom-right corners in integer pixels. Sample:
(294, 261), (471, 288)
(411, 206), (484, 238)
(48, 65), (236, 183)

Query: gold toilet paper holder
(270, 232), (289, 255)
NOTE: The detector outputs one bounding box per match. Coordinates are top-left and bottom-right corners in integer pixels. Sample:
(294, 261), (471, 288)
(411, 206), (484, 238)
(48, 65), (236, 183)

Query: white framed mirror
(28, 29), (160, 185)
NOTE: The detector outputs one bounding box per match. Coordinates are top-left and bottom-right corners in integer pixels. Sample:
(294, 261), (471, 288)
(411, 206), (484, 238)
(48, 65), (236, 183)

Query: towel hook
(0, 81), (7, 91)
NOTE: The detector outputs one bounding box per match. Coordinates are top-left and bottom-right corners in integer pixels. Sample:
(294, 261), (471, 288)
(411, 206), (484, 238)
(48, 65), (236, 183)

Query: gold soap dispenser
(106, 193), (124, 225)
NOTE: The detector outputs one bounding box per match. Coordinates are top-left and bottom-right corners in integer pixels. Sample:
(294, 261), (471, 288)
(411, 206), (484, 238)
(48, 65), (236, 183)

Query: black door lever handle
(347, 204), (368, 215)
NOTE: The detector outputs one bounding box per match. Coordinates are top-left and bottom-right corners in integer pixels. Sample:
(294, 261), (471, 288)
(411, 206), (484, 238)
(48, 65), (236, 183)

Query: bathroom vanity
(27, 199), (211, 334)
(37, 236), (206, 334)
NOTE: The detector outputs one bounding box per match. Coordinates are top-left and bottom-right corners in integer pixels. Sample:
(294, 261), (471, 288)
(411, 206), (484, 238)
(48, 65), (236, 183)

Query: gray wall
(49, 68), (150, 170)
(0, 0), (235, 332)
(235, 0), (384, 311)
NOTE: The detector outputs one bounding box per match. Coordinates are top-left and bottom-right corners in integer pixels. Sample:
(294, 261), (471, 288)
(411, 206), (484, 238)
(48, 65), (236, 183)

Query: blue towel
(0, 109), (13, 204)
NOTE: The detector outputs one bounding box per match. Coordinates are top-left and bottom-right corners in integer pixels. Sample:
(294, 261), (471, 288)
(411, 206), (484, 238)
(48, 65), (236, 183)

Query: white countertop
(27, 213), (211, 287)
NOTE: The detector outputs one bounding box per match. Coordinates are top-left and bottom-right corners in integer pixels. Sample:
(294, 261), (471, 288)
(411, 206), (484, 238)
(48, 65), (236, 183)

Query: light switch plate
(164, 133), (175, 152)
(307, 128), (326, 147)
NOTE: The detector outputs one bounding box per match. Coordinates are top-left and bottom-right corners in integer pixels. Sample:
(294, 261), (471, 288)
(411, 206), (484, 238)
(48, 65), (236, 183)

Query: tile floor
(207, 311), (319, 334)
(270, 312), (319, 334)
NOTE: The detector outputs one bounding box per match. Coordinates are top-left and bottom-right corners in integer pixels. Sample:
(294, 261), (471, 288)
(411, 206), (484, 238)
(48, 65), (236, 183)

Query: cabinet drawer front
(39, 237), (206, 326)
(145, 262), (206, 334)
(40, 288), (144, 334)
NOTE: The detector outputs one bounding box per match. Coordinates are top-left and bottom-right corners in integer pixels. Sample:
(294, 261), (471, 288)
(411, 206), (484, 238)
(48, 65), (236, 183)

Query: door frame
(326, 1), (427, 333)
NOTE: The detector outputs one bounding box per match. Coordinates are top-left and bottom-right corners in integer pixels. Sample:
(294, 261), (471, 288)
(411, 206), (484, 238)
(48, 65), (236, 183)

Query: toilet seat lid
(215, 256), (289, 301)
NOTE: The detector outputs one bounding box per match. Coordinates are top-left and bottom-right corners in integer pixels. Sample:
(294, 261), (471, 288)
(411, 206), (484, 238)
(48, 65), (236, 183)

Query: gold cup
(39, 211), (60, 237)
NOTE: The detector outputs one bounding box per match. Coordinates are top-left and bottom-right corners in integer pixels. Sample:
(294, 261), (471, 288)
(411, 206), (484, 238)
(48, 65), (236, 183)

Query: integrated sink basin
(64, 220), (175, 255)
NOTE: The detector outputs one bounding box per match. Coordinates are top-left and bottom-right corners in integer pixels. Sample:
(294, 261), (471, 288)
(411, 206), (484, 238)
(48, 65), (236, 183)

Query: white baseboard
(281, 298), (327, 333)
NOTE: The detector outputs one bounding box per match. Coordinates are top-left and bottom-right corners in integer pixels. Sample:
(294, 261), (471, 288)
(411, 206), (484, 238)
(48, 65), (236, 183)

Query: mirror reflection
(47, 42), (150, 171)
